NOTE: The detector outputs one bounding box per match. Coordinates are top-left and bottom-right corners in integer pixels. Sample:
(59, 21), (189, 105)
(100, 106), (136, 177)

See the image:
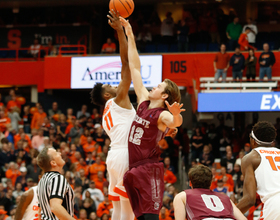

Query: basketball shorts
(106, 146), (129, 201)
(123, 162), (165, 218)
(260, 194), (280, 220)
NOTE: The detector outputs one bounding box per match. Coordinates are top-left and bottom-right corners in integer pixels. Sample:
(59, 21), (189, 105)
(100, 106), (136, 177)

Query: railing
(0, 45), (87, 61)
(58, 45), (87, 56)
(0, 47), (48, 61)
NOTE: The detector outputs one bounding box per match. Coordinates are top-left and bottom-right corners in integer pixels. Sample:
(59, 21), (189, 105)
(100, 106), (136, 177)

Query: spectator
(101, 38), (116, 54)
(75, 169), (89, 192)
(4, 89), (15, 104)
(226, 17), (242, 51)
(26, 157), (41, 183)
(136, 26), (152, 52)
(229, 46), (245, 81)
(69, 120), (83, 144)
(15, 166), (28, 190)
(221, 151), (236, 174)
(77, 105), (90, 119)
(222, 175), (234, 197)
(89, 156), (105, 180)
(27, 39), (41, 58)
(190, 127), (205, 160)
(31, 128), (44, 150)
(67, 108), (74, 123)
(78, 209), (88, 220)
(83, 136), (97, 154)
(96, 194), (113, 218)
(245, 48), (257, 81)
(159, 206), (172, 220)
(164, 157), (175, 174)
(82, 181), (104, 210)
(232, 163), (242, 186)
(238, 27), (255, 51)
(13, 126), (31, 150)
(0, 143), (14, 168)
(12, 182), (23, 200)
(199, 144), (214, 167)
(0, 110), (11, 133)
(216, 167), (234, 188)
(8, 107), (21, 132)
(213, 179), (228, 194)
(30, 105), (46, 130)
(161, 12), (175, 45)
(41, 116), (55, 136)
(244, 143), (251, 154)
(89, 212), (98, 220)
(22, 105), (32, 134)
(48, 102), (62, 124)
(82, 198), (96, 218)
(164, 167), (177, 184)
(235, 149), (245, 166)
(57, 114), (68, 142)
(77, 158), (89, 177)
(93, 126), (106, 147)
(242, 18), (258, 47)
(5, 162), (21, 186)
(214, 44), (230, 82)
(93, 171), (107, 192)
(177, 18), (189, 52)
(259, 43), (276, 81)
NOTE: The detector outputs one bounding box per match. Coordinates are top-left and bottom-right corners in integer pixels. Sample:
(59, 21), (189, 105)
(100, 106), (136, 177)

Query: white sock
(120, 198), (134, 220)
(112, 201), (121, 220)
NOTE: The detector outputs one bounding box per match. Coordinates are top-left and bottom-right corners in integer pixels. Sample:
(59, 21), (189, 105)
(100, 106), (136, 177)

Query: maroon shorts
(123, 162), (164, 218)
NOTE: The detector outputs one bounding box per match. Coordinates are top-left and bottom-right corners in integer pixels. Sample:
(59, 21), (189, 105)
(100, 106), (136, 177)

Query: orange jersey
(238, 33), (254, 51)
(89, 163), (106, 180)
(96, 201), (113, 217)
(93, 177), (107, 192)
(82, 140), (97, 153)
(164, 169), (177, 184)
(31, 112), (47, 129)
(0, 117), (11, 132)
(76, 163), (89, 176)
(6, 169), (21, 186)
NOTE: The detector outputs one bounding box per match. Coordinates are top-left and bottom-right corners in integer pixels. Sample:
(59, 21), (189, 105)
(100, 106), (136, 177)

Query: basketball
(109, 0), (134, 18)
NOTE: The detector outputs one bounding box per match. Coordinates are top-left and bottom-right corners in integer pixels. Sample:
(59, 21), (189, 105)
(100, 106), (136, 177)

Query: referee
(37, 147), (75, 220)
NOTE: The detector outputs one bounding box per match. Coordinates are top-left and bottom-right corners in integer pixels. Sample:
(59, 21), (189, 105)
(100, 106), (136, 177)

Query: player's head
(188, 165), (212, 189)
(250, 121), (276, 148)
(149, 79), (181, 108)
(90, 83), (117, 106)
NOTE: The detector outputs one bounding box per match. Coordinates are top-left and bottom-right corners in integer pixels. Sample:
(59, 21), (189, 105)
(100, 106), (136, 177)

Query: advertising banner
(0, 25), (90, 49)
(71, 55), (162, 89)
(198, 92), (280, 112)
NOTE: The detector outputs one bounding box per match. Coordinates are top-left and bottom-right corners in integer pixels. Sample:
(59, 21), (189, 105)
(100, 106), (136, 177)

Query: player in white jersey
(237, 121), (280, 220)
(90, 10), (135, 220)
(14, 186), (39, 220)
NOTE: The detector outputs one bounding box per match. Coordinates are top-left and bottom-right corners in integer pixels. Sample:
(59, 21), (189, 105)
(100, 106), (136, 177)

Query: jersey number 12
(129, 125), (144, 145)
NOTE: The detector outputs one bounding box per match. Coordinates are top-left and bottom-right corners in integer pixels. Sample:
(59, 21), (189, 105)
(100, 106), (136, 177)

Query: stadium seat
(208, 43), (219, 52)
(144, 44), (156, 53)
(156, 44), (169, 53)
(195, 43), (207, 52)
(169, 44), (178, 52)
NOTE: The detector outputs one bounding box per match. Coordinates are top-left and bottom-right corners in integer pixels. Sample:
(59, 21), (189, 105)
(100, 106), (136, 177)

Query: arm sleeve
(259, 53), (263, 64)
(229, 55), (234, 66)
(49, 174), (67, 200)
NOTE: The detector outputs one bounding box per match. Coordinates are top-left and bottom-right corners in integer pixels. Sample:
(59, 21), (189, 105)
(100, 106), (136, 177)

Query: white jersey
(102, 98), (136, 149)
(22, 186), (39, 220)
(254, 147), (280, 219)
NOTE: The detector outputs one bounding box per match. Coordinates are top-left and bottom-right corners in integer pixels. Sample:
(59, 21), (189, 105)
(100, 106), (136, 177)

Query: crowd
(0, 88), (279, 219)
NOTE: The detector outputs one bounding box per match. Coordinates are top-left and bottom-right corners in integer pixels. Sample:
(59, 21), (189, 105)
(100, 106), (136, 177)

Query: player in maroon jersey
(174, 165), (246, 220)
(120, 17), (185, 220)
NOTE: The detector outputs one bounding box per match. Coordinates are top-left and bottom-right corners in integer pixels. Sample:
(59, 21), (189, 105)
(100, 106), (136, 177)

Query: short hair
(245, 27), (251, 31)
(90, 83), (106, 106)
(162, 79), (181, 107)
(235, 45), (240, 49)
(37, 147), (52, 172)
(188, 165), (212, 189)
(252, 121), (276, 143)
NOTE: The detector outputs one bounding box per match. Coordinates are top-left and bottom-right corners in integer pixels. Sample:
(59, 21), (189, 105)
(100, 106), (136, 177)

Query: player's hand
(165, 101), (185, 116)
(107, 9), (123, 31)
(166, 128), (178, 138)
(119, 16), (133, 36)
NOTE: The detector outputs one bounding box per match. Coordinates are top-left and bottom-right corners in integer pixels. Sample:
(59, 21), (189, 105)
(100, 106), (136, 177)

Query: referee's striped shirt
(37, 171), (74, 220)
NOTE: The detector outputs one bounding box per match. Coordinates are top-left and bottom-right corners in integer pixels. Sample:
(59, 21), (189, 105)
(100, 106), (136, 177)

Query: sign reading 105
(170, 61), (187, 73)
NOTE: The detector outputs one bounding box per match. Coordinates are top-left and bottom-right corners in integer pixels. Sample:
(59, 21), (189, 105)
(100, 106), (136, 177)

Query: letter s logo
(7, 29), (21, 49)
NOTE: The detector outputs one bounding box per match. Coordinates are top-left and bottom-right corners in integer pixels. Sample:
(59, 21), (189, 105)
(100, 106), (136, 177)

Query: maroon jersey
(128, 101), (168, 167)
(185, 188), (235, 220)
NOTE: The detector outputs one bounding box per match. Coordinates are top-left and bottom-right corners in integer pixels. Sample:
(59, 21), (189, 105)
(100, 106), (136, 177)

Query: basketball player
(120, 17), (185, 220)
(14, 185), (39, 220)
(174, 165), (246, 220)
(90, 10), (135, 220)
(237, 121), (280, 219)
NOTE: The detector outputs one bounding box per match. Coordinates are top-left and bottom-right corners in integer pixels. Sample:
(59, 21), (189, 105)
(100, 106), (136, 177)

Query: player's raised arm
(119, 16), (149, 105)
(107, 10), (131, 109)
(236, 153), (258, 213)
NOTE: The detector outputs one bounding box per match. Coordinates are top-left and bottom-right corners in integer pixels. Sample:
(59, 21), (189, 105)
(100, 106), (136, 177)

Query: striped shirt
(37, 171), (74, 220)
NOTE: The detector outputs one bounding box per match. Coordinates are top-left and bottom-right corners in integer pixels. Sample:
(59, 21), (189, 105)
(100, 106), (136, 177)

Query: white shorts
(261, 195), (280, 220)
(106, 146), (129, 201)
